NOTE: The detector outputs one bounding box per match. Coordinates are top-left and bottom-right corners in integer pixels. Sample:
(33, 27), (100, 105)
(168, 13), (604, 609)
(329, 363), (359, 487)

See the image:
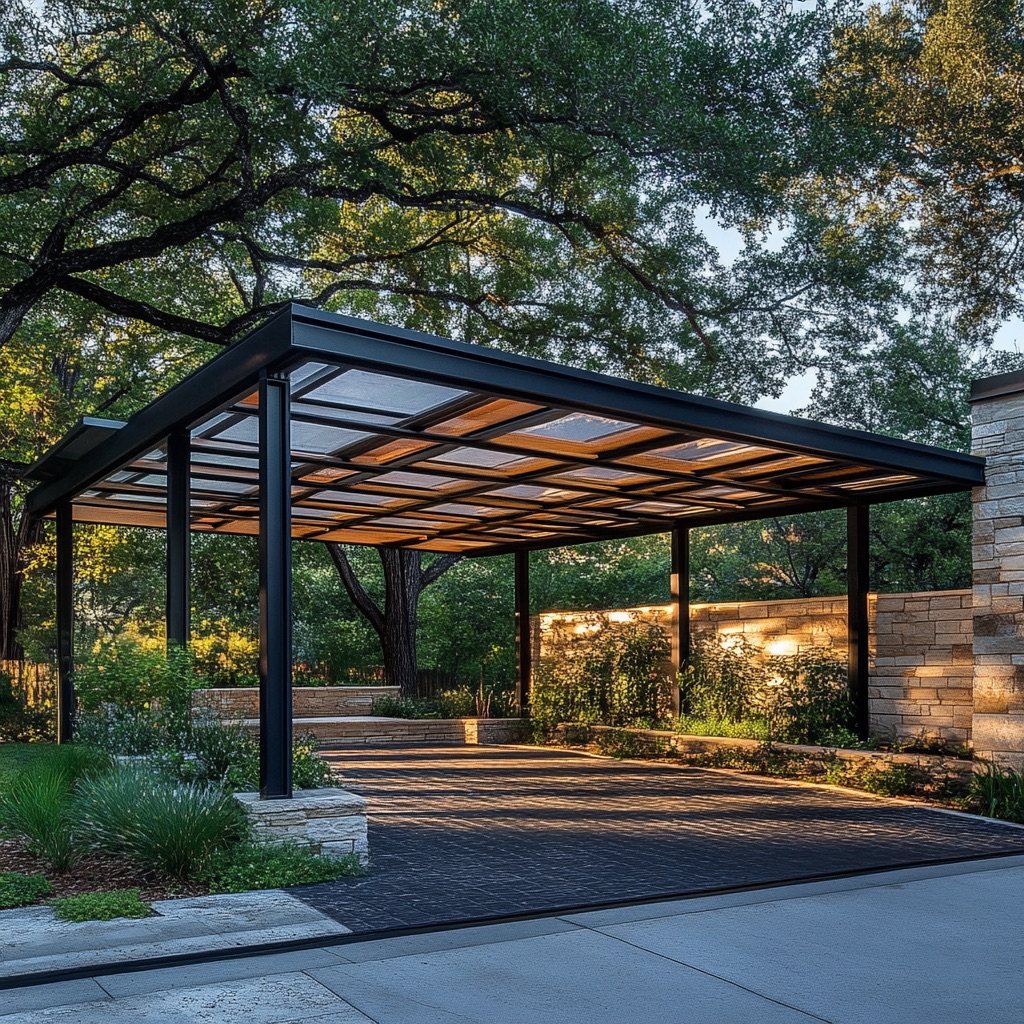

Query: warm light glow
(607, 611), (634, 623)
(766, 639), (798, 657)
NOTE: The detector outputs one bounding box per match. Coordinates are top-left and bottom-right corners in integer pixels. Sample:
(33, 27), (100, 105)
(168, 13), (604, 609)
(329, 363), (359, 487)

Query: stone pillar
(970, 371), (1024, 766)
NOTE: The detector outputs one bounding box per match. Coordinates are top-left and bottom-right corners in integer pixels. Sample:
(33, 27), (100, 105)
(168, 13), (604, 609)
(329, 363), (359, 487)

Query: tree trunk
(327, 544), (462, 700)
(0, 464), (42, 661)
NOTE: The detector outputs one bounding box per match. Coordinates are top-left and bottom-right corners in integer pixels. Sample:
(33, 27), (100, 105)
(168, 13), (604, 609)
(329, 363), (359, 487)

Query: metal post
(166, 430), (191, 650)
(847, 504), (870, 740)
(259, 373), (293, 799)
(515, 549), (531, 713)
(55, 501), (74, 743)
(670, 526), (690, 718)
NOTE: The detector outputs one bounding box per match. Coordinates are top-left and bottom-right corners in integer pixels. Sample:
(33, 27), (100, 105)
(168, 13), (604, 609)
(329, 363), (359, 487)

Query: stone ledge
(234, 787), (369, 864)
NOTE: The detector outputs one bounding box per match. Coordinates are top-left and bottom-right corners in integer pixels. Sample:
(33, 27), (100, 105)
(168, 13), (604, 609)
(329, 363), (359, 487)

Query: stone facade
(234, 788), (369, 863)
(538, 590), (975, 745)
(971, 375), (1024, 766)
(195, 685), (400, 719)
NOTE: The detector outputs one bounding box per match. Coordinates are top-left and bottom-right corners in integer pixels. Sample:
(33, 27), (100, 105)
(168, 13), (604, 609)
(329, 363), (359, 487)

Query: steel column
(515, 549), (532, 713)
(670, 526), (690, 717)
(55, 502), (74, 743)
(847, 504), (870, 740)
(259, 373), (293, 799)
(165, 430), (191, 649)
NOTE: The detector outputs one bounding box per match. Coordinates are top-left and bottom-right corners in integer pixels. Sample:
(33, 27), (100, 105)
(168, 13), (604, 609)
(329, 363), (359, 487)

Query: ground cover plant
(370, 681), (517, 720)
(52, 889), (151, 923)
(198, 843), (362, 894)
(0, 871), (52, 909)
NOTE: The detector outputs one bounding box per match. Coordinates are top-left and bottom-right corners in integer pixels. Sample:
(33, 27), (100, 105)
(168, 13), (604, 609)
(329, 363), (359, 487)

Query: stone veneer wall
(971, 376), (1024, 766)
(196, 685), (400, 719)
(537, 589), (974, 745)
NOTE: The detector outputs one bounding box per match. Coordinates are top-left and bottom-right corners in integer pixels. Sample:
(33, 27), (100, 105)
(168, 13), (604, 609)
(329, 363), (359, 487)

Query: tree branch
(326, 543), (384, 636)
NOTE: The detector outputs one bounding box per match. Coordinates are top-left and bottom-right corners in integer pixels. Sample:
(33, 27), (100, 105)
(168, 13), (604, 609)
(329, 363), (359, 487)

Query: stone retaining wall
(538, 590), (974, 745)
(241, 716), (526, 747)
(196, 685), (400, 719)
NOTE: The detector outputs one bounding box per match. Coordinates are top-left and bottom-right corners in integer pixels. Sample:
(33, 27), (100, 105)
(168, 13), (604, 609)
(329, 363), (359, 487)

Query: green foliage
(73, 639), (198, 755)
(198, 843), (362, 894)
(971, 764), (1024, 823)
(370, 682), (516, 720)
(0, 766), (80, 871)
(679, 634), (853, 745)
(591, 729), (670, 760)
(675, 715), (771, 741)
(0, 673), (54, 742)
(860, 766), (916, 797)
(0, 871), (52, 909)
(531, 618), (672, 734)
(75, 767), (249, 878)
(53, 890), (151, 923)
(223, 734), (338, 792)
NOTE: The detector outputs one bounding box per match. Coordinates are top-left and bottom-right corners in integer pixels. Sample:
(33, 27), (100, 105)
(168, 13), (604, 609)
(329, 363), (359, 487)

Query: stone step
(241, 715), (525, 747)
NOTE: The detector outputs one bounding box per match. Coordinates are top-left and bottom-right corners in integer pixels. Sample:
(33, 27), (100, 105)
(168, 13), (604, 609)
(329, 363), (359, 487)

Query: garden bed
(548, 723), (979, 806)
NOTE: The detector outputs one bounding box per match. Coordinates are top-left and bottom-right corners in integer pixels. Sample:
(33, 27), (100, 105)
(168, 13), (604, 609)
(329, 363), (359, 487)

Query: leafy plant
(0, 673), (54, 742)
(198, 842), (362, 893)
(0, 871), (52, 909)
(53, 889), (151, 923)
(223, 734), (337, 791)
(0, 767), (79, 871)
(971, 764), (1024, 823)
(76, 767), (249, 877)
(860, 766), (916, 797)
(675, 715), (770, 740)
(531, 618), (672, 734)
(592, 729), (671, 760)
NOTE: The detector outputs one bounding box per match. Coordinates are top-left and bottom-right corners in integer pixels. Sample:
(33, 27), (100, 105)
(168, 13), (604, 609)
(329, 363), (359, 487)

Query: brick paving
(297, 745), (1024, 933)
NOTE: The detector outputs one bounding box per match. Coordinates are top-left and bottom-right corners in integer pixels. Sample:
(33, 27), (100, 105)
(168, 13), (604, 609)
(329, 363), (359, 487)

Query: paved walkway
(298, 745), (1024, 931)
(6, 857), (1023, 1022)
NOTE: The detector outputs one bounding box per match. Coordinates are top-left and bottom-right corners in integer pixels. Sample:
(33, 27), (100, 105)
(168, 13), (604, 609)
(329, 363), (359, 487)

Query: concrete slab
(593, 864), (1024, 1024)
(0, 890), (348, 979)
(308, 928), (821, 1024)
(0, 973), (370, 1023)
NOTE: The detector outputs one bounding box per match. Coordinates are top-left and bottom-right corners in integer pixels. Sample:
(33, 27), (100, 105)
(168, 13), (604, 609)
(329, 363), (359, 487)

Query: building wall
(537, 589), (974, 744)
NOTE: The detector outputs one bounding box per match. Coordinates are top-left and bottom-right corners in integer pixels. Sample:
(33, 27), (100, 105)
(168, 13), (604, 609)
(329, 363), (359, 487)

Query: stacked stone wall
(196, 685), (400, 719)
(538, 590), (974, 745)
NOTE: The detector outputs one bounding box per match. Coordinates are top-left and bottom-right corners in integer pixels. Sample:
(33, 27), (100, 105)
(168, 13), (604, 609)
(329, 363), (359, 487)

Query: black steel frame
(847, 504), (871, 740)
(27, 306), (986, 779)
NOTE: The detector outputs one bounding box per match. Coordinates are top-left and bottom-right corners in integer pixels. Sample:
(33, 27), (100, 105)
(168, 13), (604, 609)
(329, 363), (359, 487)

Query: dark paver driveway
(298, 745), (1024, 933)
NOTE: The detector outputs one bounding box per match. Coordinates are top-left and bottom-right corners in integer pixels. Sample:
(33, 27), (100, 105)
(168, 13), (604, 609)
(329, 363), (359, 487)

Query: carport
(24, 306), (985, 798)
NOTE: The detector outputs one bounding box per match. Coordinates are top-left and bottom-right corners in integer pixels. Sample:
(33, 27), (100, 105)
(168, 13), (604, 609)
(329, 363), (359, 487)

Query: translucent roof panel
(25, 307), (984, 554)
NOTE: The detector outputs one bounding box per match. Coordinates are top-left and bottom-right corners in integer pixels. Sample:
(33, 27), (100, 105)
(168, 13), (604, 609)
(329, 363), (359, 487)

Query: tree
(2, 0), (859, 674)
(813, 0), (1024, 328)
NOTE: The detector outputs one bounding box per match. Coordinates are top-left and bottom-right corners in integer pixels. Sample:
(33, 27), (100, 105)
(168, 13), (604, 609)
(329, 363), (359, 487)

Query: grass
(53, 889), (151, 923)
(0, 871), (52, 909)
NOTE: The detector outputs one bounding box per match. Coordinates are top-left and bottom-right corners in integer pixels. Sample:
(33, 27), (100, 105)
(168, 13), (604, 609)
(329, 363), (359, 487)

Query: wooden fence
(0, 660), (56, 707)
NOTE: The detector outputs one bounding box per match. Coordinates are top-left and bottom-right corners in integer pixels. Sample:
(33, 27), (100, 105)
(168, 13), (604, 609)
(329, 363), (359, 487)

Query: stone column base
(234, 788), (368, 864)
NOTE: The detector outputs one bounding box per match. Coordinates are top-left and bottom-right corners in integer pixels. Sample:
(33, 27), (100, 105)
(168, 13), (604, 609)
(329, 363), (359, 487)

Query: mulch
(0, 839), (209, 905)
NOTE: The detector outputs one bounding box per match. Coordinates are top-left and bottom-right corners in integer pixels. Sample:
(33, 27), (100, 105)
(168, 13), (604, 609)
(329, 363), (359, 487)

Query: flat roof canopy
(26, 307), (985, 555)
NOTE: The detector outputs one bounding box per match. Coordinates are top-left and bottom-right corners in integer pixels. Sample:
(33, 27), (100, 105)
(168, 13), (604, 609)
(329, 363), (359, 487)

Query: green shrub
(860, 766), (916, 797)
(592, 729), (671, 760)
(369, 694), (418, 718)
(76, 767), (249, 877)
(767, 651), (854, 745)
(680, 634), (764, 723)
(971, 764), (1024, 822)
(0, 767), (79, 871)
(198, 842), (362, 893)
(223, 734), (337, 791)
(0, 871), (52, 908)
(0, 674), (54, 742)
(531, 619), (672, 734)
(53, 889), (151, 922)
(73, 639), (197, 751)
(675, 715), (770, 740)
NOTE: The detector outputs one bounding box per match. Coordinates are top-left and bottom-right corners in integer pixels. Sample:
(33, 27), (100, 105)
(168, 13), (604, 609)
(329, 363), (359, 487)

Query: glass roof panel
(517, 413), (636, 443)
(303, 369), (467, 416)
(426, 447), (526, 469)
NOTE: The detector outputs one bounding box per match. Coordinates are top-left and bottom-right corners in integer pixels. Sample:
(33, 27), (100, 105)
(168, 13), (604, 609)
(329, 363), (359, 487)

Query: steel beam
(847, 504), (870, 740)
(515, 549), (532, 713)
(55, 502), (74, 743)
(670, 527), (690, 718)
(165, 430), (191, 649)
(259, 373), (293, 799)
